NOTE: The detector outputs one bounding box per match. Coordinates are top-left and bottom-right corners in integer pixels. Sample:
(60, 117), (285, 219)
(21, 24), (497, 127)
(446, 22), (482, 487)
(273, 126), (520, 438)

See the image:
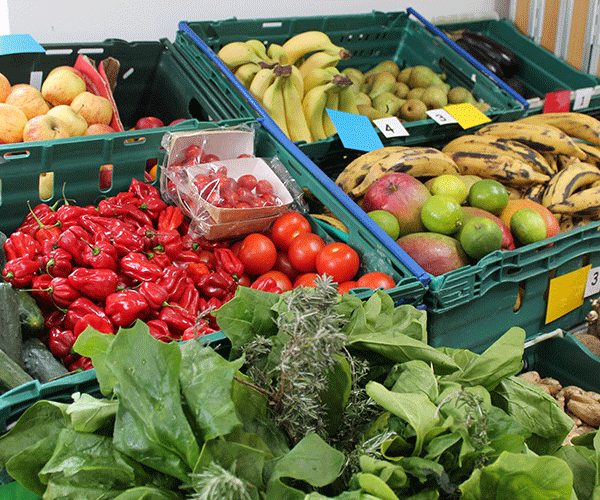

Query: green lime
(367, 210), (400, 240)
(468, 179), (509, 215)
(430, 175), (468, 204)
(421, 195), (463, 235)
(459, 217), (503, 259)
(510, 208), (546, 245)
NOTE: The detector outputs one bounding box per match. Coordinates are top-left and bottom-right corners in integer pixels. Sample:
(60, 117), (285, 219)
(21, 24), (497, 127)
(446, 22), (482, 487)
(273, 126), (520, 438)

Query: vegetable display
(2, 280), (596, 499)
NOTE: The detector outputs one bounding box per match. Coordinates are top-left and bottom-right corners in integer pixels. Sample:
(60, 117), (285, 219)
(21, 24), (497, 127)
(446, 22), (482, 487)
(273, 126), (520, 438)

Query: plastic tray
(174, 9), (525, 150)
(438, 18), (600, 115)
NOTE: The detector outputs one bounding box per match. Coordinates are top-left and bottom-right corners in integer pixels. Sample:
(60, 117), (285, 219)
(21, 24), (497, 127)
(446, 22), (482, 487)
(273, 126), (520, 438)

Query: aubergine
(456, 38), (506, 78)
(460, 30), (520, 77)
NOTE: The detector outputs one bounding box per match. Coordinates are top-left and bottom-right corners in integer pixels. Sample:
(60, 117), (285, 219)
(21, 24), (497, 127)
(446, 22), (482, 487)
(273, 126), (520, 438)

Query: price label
(444, 103), (492, 129)
(326, 109), (383, 152)
(373, 117), (409, 138)
(426, 109), (457, 125)
(545, 265), (591, 324)
(573, 87), (593, 111)
(585, 266), (600, 297)
(543, 89), (571, 113)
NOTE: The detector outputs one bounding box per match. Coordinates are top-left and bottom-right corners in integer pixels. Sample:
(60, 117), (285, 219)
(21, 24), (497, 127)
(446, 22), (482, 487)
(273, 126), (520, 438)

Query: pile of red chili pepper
(1, 179), (259, 372)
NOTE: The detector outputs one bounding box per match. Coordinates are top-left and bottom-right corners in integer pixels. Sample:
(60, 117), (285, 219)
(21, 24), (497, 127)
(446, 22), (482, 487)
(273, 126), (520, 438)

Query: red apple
(169, 118), (187, 126)
(42, 67), (86, 106)
(84, 124), (116, 135)
(6, 84), (50, 119)
(23, 115), (70, 142)
(135, 116), (164, 129)
(363, 173), (431, 236)
(71, 92), (113, 125)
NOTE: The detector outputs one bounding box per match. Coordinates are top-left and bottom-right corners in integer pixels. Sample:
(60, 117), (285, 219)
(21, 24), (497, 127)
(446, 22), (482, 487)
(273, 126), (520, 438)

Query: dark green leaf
(425, 432), (462, 461)
(321, 355), (352, 434)
(179, 341), (244, 440)
(113, 486), (179, 499)
(486, 407), (527, 456)
(400, 456), (445, 482)
(555, 445), (596, 500)
(73, 327), (117, 396)
(391, 360), (438, 401)
(66, 393), (117, 433)
(571, 429), (597, 448)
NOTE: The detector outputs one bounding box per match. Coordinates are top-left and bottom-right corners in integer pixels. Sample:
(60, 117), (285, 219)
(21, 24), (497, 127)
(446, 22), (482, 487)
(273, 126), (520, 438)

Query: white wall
(5, 0), (509, 43)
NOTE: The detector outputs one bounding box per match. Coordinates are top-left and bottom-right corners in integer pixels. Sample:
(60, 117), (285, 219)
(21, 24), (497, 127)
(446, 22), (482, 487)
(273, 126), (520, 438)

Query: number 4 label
(585, 266), (600, 297)
(373, 117), (409, 138)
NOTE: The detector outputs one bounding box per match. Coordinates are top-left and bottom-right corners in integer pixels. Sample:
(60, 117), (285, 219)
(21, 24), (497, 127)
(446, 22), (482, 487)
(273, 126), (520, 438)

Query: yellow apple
(84, 123), (115, 135)
(71, 92), (113, 125)
(23, 115), (70, 142)
(0, 73), (11, 103)
(47, 65), (85, 80)
(6, 84), (50, 119)
(0, 104), (27, 143)
(41, 68), (86, 106)
(47, 105), (87, 136)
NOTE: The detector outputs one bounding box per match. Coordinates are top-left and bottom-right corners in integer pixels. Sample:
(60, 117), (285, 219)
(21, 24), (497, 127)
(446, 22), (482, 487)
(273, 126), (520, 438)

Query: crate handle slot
(39, 172), (54, 201)
(124, 137), (146, 146)
(77, 48), (104, 55)
(262, 22), (282, 28)
(99, 164), (113, 192)
(3, 150), (30, 160)
(122, 68), (134, 80)
(513, 282), (526, 312)
(45, 48), (73, 56)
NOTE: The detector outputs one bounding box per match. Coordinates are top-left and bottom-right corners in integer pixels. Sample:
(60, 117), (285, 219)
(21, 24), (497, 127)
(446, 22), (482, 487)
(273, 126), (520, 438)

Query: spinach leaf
(459, 451), (574, 499)
(66, 393), (118, 433)
(485, 406), (527, 456)
(321, 354), (352, 435)
(108, 322), (200, 481)
(492, 377), (573, 455)
(357, 472), (399, 500)
(73, 326), (118, 396)
(391, 360), (438, 401)
(114, 486), (179, 499)
(266, 433), (345, 499)
(214, 286), (280, 355)
(555, 445), (596, 500)
(366, 382), (445, 456)
(179, 341), (244, 440)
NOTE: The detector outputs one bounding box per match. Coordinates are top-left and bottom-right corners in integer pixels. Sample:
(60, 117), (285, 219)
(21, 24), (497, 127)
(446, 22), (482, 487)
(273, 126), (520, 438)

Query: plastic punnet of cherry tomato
(236, 211), (397, 294)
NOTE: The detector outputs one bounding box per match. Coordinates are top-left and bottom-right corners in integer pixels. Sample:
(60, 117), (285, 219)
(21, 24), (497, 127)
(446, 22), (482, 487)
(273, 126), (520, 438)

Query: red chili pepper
(181, 319), (217, 341)
(74, 314), (114, 337)
(156, 266), (188, 301)
(197, 271), (235, 299)
(159, 306), (195, 334)
(214, 248), (244, 277)
(46, 277), (81, 308)
(158, 206), (184, 232)
(105, 290), (149, 327)
(139, 281), (169, 310)
(251, 277), (283, 294)
(175, 283), (201, 316)
(194, 236), (230, 250)
(146, 251), (171, 268)
(181, 235), (200, 252)
(40, 248), (73, 278)
(98, 198), (153, 227)
(146, 319), (173, 342)
(81, 235), (118, 271)
(19, 204), (57, 236)
(128, 178), (160, 200)
(138, 196), (167, 221)
(57, 226), (91, 266)
(187, 263), (210, 284)
(26, 202), (61, 244)
(67, 268), (119, 301)
(56, 205), (97, 230)
(48, 327), (76, 359)
(69, 356), (93, 371)
(79, 215), (144, 257)
(156, 230), (184, 260)
(173, 250), (201, 266)
(65, 298), (108, 331)
(3, 257), (39, 287)
(45, 310), (65, 330)
(4, 232), (41, 261)
(120, 253), (163, 282)
(31, 274), (53, 305)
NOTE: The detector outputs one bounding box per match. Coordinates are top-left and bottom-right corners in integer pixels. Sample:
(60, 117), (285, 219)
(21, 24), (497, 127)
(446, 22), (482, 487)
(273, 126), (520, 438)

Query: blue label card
(326, 109), (384, 152)
(0, 34), (45, 56)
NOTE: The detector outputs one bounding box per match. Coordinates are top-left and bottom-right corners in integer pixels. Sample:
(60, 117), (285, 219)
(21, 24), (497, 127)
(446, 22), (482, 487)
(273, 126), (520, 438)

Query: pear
(407, 87), (426, 100)
(365, 60), (400, 78)
(408, 65), (440, 89)
(431, 82), (451, 94)
(394, 82), (409, 99)
(420, 87), (448, 109)
(342, 67), (365, 86)
(372, 92), (405, 115)
(448, 86), (477, 104)
(400, 99), (428, 122)
(356, 92), (372, 107)
(397, 67), (413, 84)
(358, 104), (391, 120)
(368, 72), (397, 99)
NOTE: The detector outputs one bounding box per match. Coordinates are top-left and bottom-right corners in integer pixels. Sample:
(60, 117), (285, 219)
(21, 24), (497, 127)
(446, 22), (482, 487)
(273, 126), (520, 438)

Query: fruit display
(335, 112), (600, 275)
(216, 32), (489, 143)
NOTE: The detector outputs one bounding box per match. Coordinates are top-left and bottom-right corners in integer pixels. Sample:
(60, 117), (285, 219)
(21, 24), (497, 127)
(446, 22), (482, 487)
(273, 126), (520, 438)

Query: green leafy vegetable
(555, 445), (596, 500)
(66, 392), (118, 433)
(390, 360), (438, 401)
(73, 326), (117, 396)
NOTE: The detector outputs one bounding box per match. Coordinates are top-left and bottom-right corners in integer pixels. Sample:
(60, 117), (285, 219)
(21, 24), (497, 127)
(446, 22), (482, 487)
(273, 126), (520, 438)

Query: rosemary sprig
(186, 462), (253, 500)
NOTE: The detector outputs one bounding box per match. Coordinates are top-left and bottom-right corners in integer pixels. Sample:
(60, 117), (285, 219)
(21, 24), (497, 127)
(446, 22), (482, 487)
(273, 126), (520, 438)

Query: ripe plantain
(519, 112), (600, 146)
(577, 143), (600, 168)
(549, 185), (600, 215)
(541, 162), (600, 207)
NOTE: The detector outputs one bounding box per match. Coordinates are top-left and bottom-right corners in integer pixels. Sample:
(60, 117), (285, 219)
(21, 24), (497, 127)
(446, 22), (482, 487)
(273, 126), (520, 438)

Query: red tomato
(238, 174), (258, 191)
(271, 212), (312, 250)
(288, 233), (325, 273)
(238, 233), (277, 275)
(273, 251), (299, 281)
(293, 273), (319, 288)
(356, 272), (396, 290)
(315, 243), (360, 284)
(338, 281), (358, 294)
(254, 271), (292, 292)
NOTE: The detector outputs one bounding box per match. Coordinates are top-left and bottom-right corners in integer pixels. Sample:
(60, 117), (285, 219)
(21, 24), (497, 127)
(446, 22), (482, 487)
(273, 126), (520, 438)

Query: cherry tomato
(271, 212), (312, 250)
(238, 174), (258, 191)
(293, 273), (319, 288)
(253, 271), (292, 292)
(356, 272), (396, 290)
(274, 251), (299, 281)
(256, 179), (273, 195)
(288, 233), (325, 273)
(338, 281), (358, 294)
(316, 243), (360, 284)
(238, 233), (277, 275)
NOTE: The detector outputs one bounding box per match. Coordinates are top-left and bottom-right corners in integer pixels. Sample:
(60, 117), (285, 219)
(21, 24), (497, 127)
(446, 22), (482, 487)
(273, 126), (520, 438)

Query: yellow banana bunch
(218, 42), (264, 69)
(303, 67), (340, 95)
(282, 76), (312, 143)
(282, 31), (350, 65)
(299, 52), (342, 79)
(303, 82), (336, 142)
(263, 75), (289, 137)
(249, 68), (276, 102)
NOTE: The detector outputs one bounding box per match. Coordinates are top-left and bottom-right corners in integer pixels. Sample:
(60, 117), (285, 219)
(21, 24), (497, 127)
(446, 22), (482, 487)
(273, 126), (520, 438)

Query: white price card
(573, 87), (594, 111)
(585, 266), (600, 297)
(373, 117), (409, 138)
(426, 109), (458, 125)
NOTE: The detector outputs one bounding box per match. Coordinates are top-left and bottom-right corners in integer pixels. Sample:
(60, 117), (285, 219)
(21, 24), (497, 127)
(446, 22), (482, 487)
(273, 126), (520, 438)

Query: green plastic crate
(175, 10), (524, 149)
(438, 18), (600, 115)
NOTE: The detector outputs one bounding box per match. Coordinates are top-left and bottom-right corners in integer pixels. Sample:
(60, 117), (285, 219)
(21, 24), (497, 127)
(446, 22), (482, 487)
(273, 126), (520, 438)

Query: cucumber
(22, 338), (68, 383)
(15, 289), (45, 335)
(0, 283), (22, 365)
(0, 347), (33, 393)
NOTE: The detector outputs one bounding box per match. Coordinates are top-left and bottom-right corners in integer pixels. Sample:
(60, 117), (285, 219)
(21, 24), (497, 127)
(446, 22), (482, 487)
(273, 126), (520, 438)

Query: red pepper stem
(46, 259), (56, 278)
(153, 244), (165, 252)
(3, 272), (14, 280)
(26, 201), (47, 229)
(162, 301), (188, 313)
(61, 182), (76, 206)
(79, 238), (100, 256)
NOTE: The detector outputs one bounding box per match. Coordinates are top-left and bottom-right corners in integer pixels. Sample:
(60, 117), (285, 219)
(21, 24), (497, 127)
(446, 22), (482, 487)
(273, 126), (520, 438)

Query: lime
(468, 179), (509, 215)
(367, 210), (400, 240)
(510, 208), (546, 245)
(421, 195), (463, 235)
(430, 175), (468, 204)
(459, 217), (503, 259)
